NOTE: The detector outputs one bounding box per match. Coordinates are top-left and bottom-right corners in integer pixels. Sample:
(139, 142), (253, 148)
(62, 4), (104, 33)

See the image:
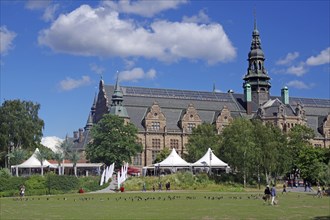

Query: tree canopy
(0, 100), (44, 167)
(185, 123), (221, 163)
(85, 114), (142, 168)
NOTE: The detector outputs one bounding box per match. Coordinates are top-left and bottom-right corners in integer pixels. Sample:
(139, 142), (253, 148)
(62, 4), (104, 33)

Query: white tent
(11, 148), (57, 176)
(192, 148), (228, 168)
(154, 148), (191, 167)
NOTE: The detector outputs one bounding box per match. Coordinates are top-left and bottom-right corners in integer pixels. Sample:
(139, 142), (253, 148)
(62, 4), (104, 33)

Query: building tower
(109, 76), (130, 122)
(243, 17), (271, 106)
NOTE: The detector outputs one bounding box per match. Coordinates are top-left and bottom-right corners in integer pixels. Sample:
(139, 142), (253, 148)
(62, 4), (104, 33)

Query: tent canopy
(11, 148), (57, 169)
(154, 148), (191, 167)
(192, 148), (228, 168)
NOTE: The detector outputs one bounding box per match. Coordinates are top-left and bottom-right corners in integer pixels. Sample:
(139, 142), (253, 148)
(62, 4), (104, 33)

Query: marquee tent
(11, 148), (57, 176)
(154, 148), (191, 167)
(192, 148), (228, 168)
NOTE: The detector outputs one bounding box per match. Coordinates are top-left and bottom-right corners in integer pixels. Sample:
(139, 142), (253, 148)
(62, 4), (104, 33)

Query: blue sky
(1, 0), (329, 140)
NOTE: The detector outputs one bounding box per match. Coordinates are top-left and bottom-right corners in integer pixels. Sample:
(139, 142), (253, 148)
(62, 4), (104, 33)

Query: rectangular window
(132, 153), (142, 166)
(152, 138), (161, 149)
(151, 122), (160, 131)
(152, 150), (160, 162)
(187, 123), (196, 132)
(170, 139), (179, 150)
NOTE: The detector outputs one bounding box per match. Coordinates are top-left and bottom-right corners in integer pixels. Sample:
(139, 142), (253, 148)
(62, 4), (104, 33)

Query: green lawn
(1, 191), (329, 220)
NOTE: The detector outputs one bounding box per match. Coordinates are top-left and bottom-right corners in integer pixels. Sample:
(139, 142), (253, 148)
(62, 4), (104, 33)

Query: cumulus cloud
(276, 52), (299, 65)
(90, 63), (105, 75)
(41, 136), (63, 152)
(58, 75), (92, 91)
(119, 68), (156, 82)
(182, 9), (210, 24)
(38, 4), (236, 64)
(25, 0), (51, 10)
(286, 80), (314, 89)
(42, 4), (59, 22)
(103, 0), (187, 17)
(0, 26), (17, 55)
(286, 63), (307, 76)
(306, 47), (330, 66)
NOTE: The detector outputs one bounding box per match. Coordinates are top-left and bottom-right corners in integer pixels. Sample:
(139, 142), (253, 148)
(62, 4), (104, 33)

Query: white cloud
(306, 47), (330, 66)
(103, 0), (187, 17)
(25, 0), (51, 10)
(58, 75), (92, 91)
(42, 4), (59, 22)
(38, 4), (236, 64)
(90, 63), (105, 75)
(286, 80), (314, 89)
(0, 26), (17, 55)
(41, 136), (63, 153)
(182, 9), (210, 24)
(276, 52), (299, 65)
(119, 68), (156, 82)
(286, 63), (307, 76)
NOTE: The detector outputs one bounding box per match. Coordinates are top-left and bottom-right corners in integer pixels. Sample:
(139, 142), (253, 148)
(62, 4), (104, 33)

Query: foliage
(0, 168), (12, 178)
(0, 99), (44, 168)
(220, 118), (255, 187)
(68, 150), (80, 177)
(185, 123), (221, 162)
(35, 148), (50, 176)
(86, 114), (142, 168)
(6, 148), (28, 166)
(154, 147), (171, 163)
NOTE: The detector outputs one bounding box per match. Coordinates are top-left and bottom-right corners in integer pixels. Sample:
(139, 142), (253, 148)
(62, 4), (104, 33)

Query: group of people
(144, 181), (171, 192)
(263, 185), (277, 205)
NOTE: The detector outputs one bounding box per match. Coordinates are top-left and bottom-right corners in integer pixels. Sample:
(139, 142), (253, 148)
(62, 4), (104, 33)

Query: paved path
(91, 175), (117, 194)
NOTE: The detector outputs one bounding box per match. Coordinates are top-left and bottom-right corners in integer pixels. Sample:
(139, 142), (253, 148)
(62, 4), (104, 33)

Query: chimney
(281, 86), (289, 105)
(73, 131), (78, 139)
(78, 128), (83, 143)
(244, 83), (252, 115)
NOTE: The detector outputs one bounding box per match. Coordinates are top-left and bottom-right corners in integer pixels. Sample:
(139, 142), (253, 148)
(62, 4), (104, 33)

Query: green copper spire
(109, 74), (129, 118)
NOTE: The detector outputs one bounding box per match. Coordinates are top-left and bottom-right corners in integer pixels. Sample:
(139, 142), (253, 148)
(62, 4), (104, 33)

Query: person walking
(264, 185), (271, 204)
(19, 184), (25, 197)
(282, 183), (287, 194)
(271, 184), (277, 205)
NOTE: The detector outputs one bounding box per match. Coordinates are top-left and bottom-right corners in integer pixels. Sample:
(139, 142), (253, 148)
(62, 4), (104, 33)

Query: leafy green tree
(154, 147), (171, 163)
(53, 151), (64, 175)
(220, 118), (255, 187)
(86, 114), (142, 168)
(57, 138), (73, 175)
(287, 124), (315, 181)
(0, 100), (44, 167)
(68, 151), (80, 177)
(6, 148), (27, 166)
(35, 148), (49, 176)
(185, 123), (221, 163)
(253, 121), (289, 185)
(296, 146), (326, 183)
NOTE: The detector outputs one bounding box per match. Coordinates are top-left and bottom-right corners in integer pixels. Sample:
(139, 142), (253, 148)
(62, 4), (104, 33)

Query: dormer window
(187, 123), (196, 132)
(151, 122), (160, 131)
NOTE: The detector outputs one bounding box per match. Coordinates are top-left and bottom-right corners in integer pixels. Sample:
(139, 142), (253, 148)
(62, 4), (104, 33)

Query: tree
(154, 147), (171, 163)
(35, 148), (49, 176)
(220, 118), (255, 187)
(53, 151), (64, 175)
(6, 148), (27, 166)
(86, 114), (142, 168)
(0, 100), (44, 168)
(68, 151), (80, 177)
(185, 123), (221, 163)
(57, 138), (73, 175)
(253, 120), (289, 185)
(287, 125), (315, 182)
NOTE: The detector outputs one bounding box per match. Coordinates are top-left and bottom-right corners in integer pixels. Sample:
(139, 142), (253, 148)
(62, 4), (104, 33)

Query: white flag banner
(100, 169), (106, 186)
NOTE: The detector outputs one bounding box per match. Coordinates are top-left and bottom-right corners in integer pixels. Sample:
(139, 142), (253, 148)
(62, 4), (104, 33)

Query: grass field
(1, 191), (329, 220)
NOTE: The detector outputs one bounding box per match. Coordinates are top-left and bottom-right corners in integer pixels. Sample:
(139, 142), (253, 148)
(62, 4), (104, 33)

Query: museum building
(70, 20), (330, 168)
